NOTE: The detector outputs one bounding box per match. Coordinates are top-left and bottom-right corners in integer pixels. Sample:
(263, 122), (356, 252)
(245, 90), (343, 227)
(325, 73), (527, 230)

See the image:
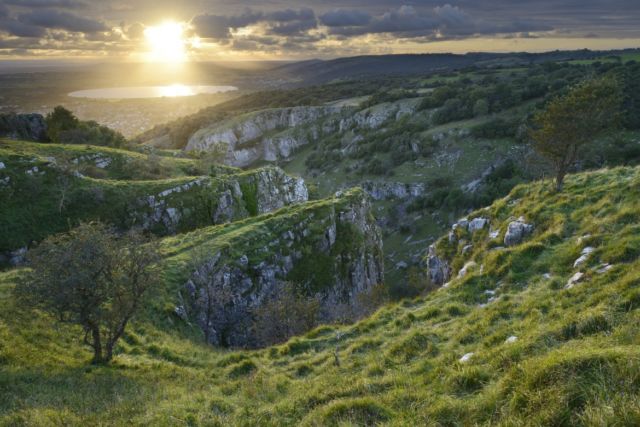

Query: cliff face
(131, 167), (308, 234)
(185, 106), (343, 167)
(177, 189), (384, 348)
(184, 100), (421, 168)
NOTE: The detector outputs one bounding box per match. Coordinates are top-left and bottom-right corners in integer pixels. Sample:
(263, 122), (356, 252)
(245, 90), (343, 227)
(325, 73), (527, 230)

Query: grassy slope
(1, 166), (640, 425)
(0, 140), (299, 251)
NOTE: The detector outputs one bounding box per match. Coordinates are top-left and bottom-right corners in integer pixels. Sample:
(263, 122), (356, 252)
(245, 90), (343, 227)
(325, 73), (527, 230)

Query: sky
(0, 0), (638, 61)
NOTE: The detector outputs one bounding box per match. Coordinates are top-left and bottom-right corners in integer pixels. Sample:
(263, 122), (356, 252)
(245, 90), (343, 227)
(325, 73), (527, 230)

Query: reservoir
(68, 84), (238, 99)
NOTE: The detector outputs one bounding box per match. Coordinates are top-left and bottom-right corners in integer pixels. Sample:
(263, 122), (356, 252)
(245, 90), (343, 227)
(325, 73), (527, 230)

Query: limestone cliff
(177, 188), (384, 348)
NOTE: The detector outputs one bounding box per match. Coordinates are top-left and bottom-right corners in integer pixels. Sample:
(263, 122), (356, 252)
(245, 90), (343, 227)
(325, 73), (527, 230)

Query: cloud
(0, 4), (9, 19)
(191, 7), (319, 40)
(3, 0), (87, 8)
(320, 9), (372, 27)
(191, 9), (263, 40)
(0, 17), (46, 37)
(321, 4), (549, 39)
(18, 9), (108, 33)
(264, 8), (317, 36)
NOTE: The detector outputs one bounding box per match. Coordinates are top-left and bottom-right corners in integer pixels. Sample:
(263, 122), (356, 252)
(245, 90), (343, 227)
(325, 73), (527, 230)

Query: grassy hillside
(1, 165), (639, 425)
(0, 140), (309, 253)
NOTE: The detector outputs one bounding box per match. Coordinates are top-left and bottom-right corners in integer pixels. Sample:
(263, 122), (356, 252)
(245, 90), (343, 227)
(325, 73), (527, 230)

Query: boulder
(468, 217), (488, 233)
(504, 217), (534, 246)
(565, 272), (585, 289)
(573, 246), (595, 268)
(459, 352), (474, 363)
(427, 245), (451, 286)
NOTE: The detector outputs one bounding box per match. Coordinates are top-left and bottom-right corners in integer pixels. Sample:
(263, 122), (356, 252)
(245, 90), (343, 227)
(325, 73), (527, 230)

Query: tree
(45, 106), (79, 143)
(15, 223), (159, 364)
(529, 77), (621, 191)
(252, 282), (320, 347)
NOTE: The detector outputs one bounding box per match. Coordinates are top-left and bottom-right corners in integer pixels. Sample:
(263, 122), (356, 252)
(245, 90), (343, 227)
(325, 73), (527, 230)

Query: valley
(1, 47), (640, 426)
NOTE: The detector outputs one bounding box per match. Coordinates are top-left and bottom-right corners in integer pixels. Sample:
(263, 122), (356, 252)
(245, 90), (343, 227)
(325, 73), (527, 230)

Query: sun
(144, 22), (187, 63)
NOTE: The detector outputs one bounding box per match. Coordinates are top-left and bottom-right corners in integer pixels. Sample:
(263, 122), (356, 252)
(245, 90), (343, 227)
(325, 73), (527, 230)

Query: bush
(252, 282), (320, 347)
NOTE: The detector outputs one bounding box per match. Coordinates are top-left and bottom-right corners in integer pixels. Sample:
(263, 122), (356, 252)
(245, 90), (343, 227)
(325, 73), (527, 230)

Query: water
(68, 84), (238, 99)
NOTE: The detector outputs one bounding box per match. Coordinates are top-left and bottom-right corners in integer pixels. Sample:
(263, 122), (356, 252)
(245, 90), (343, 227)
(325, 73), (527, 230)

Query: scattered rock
(596, 263), (613, 274)
(505, 336), (518, 344)
(452, 218), (469, 231)
(459, 352), (474, 363)
(542, 273), (552, 280)
(0, 161), (5, 169)
(504, 217), (534, 246)
(9, 247), (27, 266)
(565, 272), (585, 289)
(457, 261), (477, 278)
(25, 166), (40, 175)
(573, 246), (595, 268)
(577, 234), (592, 245)
(489, 229), (500, 239)
(174, 305), (188, 321)
(462, 244), (473, 255)
(468, 217), (488, 233)
(395, 261), (408, 269)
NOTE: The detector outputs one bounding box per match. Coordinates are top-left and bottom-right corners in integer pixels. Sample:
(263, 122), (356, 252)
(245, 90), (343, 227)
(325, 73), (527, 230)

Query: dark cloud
(321, 4), (550, 39)
(3, 0), (87, 8)
(320, 9), (372, 27)
(0, 4), (9, 18)
(265, 8), (317, 36)
(18, 9), (108, 33)
(191, 8), (263, 40)
(192, 7), (318, 39)
(0, 17), (46, 36)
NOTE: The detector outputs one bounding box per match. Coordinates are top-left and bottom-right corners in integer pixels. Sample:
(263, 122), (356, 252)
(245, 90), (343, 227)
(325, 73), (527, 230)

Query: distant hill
(274, 49), (640, 84)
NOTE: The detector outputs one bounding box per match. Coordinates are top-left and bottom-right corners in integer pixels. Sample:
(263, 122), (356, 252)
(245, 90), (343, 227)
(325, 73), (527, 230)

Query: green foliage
(530, 76), (622, 190)
(45, 106), (126, 148)
(240, 180), (259, 216)
(45, 106), (78, 143)
(14, 222), (159, 364)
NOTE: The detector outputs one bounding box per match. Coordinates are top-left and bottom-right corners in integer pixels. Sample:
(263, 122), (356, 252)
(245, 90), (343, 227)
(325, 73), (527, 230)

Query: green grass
(1, 165), (640, 425)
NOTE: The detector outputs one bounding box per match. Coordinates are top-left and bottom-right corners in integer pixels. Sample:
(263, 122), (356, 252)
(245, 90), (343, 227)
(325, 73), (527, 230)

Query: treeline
(46, 106), (126, 148)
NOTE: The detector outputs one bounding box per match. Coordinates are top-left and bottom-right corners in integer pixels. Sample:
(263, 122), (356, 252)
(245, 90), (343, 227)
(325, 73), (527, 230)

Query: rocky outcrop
(185, 100), (420, 168)
(0, 113), (47, 142)
(179, 189), (384, 348)
(185, 106), (343, 167)
(504, 217), (534, 246)
(361, 181), (425, 201)
(339, 99), (420, 131)
(427, 244), (451, 286)
(132, 167), (308, 233)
